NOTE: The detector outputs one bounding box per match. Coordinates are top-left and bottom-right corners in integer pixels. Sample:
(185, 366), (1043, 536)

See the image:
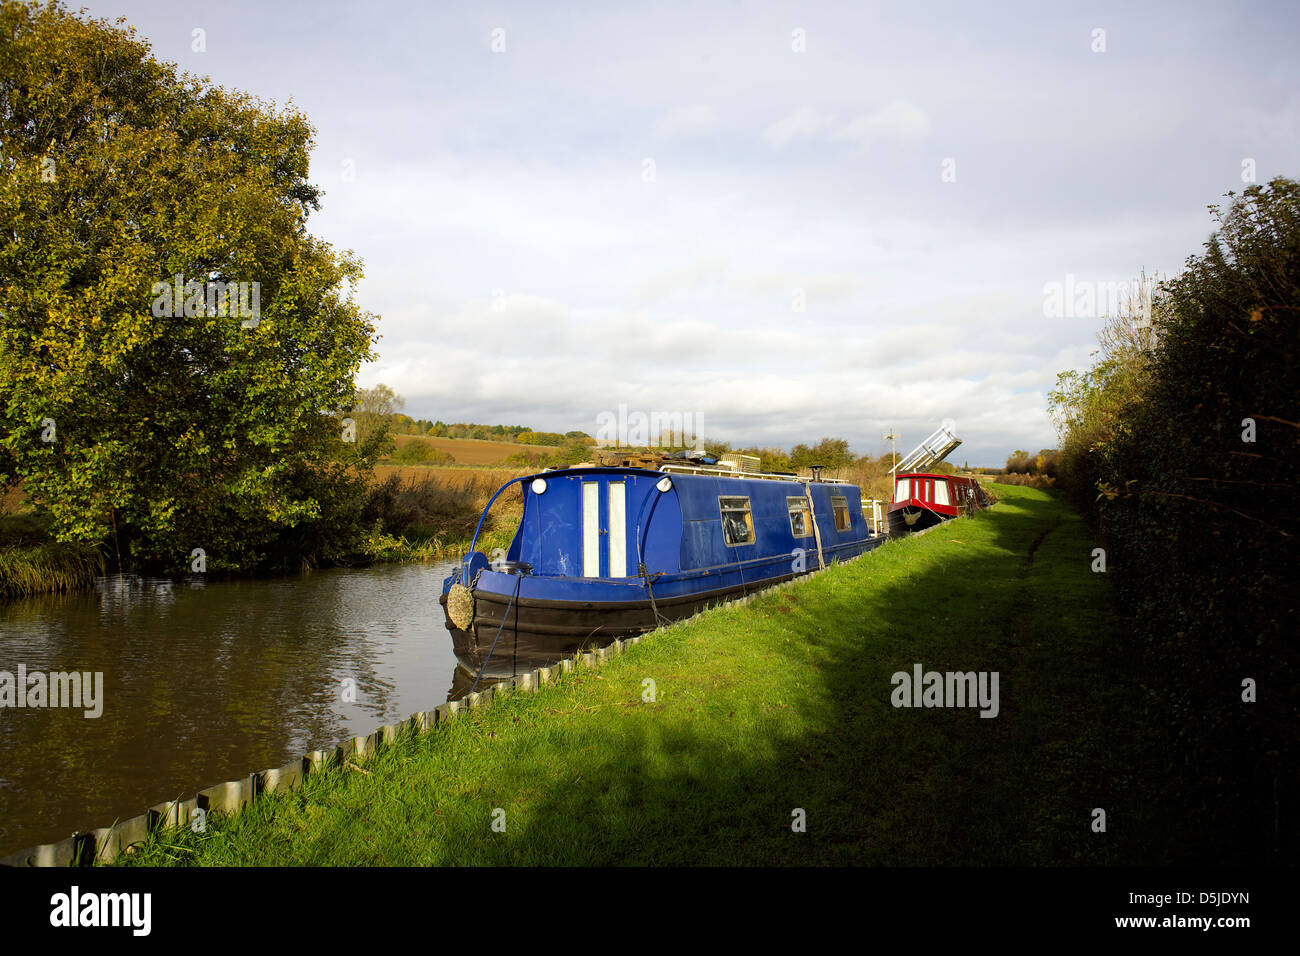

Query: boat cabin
(500, 466), (872, 581)
(886, 471), (989, 537)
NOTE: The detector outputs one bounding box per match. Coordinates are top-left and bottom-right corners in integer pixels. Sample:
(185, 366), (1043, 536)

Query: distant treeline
(1047, 178), (1298, 863)
(995, 448), (1061, 487)
(389, 419), (593, 446)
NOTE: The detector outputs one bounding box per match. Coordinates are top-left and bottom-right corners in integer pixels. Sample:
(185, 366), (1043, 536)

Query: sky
(82, 0), (1300, 465)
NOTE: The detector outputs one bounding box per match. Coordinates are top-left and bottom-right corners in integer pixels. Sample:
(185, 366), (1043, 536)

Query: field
(390, 435), (538, 466)
(371, 465), (530, 495)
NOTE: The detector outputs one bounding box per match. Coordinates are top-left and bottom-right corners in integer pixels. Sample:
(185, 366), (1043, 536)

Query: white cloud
(761, 106), (833, 148)
(832, 99), (932, 147)
(761, 101), (931, 151)
(97, 0), (1292, 464)
(655, 104), (718, 140)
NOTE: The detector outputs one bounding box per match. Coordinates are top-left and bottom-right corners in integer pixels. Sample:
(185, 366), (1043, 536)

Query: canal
(0, 561), (483, 856)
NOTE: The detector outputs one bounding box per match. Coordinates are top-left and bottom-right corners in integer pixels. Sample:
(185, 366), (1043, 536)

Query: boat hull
(441, 539), (885, 674)
(886, 505), (947, 538)
(442, 576), (765, 669)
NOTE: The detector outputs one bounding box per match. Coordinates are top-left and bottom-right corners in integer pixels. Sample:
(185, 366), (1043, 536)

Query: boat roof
(527, 465), (856, 488)
(528, 465), (662, 480)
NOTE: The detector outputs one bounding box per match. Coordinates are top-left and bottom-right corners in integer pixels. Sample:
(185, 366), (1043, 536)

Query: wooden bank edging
(0, 518), (965, 867)
(0, 637), (650, 868)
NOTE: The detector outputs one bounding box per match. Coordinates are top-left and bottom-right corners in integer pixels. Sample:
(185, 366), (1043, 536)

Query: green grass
(118, 484), (1163, 865)
(0, 513), (105, 599)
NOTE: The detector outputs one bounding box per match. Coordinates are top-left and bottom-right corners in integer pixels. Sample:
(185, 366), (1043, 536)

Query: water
(0, 561), (474, 856)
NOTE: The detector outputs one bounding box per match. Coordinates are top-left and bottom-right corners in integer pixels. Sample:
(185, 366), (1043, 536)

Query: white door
(582, 482), (600, 577)
(608, 481), (626, 577)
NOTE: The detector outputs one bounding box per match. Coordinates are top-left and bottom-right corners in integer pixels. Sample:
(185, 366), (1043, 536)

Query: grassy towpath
(122, 484), (1160, 866)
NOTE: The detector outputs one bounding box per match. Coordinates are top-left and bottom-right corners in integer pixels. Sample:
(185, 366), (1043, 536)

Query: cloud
(831, 99), (932, 146)
(104, 0), (1292, 464)
(762, 100), (930, 151)
(655, 104), (718, 140)
(761, 106), (833, 148)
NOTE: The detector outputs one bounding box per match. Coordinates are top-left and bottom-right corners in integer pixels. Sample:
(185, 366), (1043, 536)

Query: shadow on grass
(430, 488), (1172, 866)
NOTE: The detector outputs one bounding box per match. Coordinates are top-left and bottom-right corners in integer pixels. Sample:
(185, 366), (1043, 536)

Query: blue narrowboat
(440, 463), (884, 674)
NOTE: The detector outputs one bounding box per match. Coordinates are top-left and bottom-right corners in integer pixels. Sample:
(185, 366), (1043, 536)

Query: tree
(349, 384), (404, 454)
(756, 448), (793, 473)
(1047, 179), (1300, 859)
(0, 2), (380, 571)
(791, 437), (854, 470)
(393, 440), (453, 466)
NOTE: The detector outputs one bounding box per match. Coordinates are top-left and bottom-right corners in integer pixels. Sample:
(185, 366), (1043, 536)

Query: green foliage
(1048, 178), (1300, 861)
(438, 422), (530, 441)
(790, 437), (854, 470)
(753, 447), (793, 473)
(0, 2), (380, 573)
(514, 430), (566, 446)
(549, 438), (597, 465)
(392, 440), (455, 466)
(503, 449), (547, 467)
(503, 437), (594, 469)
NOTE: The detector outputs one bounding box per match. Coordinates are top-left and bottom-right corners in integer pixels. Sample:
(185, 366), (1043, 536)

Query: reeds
(0, 542), (105, 600)
(362, 467), (529, 561)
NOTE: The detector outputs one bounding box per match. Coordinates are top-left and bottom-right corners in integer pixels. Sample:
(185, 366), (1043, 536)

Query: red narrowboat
(886, 472), (990, 538)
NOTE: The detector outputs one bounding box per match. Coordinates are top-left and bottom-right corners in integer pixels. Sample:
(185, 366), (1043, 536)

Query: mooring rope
(467, 572), (523, 696)
(634, 477), (674, 631)
(802, 480), (827, 570)
(638, 562), (671, 629)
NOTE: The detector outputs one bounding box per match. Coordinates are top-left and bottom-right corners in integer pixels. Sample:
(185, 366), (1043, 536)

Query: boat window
(895, 478), (910, 501)
(933, 480), (951, 506)
(718, 496), (755, 546)
(787, 496), (813, 537)
(831, 495), (850, 531)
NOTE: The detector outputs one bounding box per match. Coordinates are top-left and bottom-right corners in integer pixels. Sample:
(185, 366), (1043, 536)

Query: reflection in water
(448, 651), (533, 702)
(0, 562), (473, 855)
(448, 605), (614, 699)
